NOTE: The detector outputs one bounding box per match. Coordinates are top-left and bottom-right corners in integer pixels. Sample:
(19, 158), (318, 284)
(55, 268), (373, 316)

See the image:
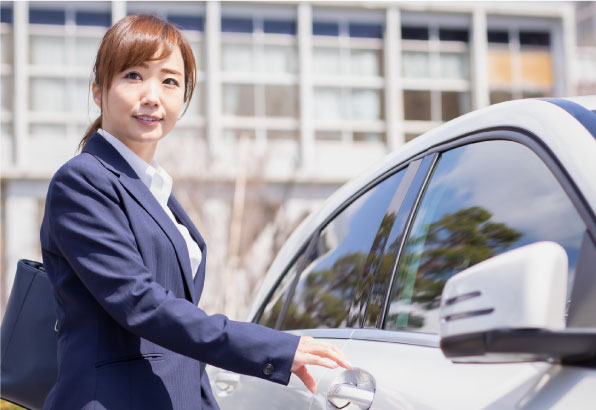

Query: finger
(295, 366), (317, 394)
(305, 343), (352, 370)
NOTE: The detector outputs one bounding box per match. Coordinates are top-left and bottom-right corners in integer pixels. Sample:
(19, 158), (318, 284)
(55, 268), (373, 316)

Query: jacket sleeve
(45, 159), (300, 385)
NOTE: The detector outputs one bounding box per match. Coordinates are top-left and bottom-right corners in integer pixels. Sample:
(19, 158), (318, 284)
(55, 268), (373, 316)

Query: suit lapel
(83, 133), (196, 302)
(168, 196), (208, 301)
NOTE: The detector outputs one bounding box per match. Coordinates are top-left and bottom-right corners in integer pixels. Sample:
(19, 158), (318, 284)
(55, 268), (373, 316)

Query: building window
(401, 21), (471, 136)
(488, 28), (554, 104)
(311, 17), (385, 143)
(221, 12), (299, 142)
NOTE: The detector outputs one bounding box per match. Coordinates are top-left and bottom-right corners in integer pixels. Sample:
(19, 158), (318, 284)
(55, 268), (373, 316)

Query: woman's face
(93, 46), (185, 157)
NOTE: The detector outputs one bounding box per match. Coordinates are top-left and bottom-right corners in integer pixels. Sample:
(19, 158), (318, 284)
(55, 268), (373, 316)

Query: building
(0, 1), (592, 319)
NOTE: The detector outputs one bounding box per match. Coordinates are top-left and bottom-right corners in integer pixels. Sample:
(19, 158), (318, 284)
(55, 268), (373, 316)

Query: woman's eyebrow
(161, 68), (183, 77)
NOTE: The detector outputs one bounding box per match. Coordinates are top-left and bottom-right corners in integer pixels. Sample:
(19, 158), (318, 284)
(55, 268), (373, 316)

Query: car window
(257, 255), (301, 328)
(385, 140), (587, 334)
(279, 169), (406, 330)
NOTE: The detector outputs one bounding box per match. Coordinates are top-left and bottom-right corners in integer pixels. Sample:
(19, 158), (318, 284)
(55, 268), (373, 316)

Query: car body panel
(209, 97), (596, 409)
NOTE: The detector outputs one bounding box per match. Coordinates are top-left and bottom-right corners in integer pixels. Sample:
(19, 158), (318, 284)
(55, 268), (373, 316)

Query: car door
(209, 162), (411, 409)
(312, 132), (595, 409)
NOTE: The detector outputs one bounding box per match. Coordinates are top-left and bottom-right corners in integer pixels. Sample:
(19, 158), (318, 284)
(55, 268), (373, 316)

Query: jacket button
(262, 363), (274, 376)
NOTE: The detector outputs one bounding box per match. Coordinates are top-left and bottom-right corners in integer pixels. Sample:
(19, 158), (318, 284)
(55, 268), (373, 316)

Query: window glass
(74, 79), (100, 116)
(29, 35), (66, 65)
(265, 85), (298, 118)
(1, 74), (12, 111)
(439, 52), (468, 79)
(30, 78), (66, 112)
(351, 89), (382, 121)
(520, 51), (553, 87)
(1, 32), (12, 64)
(222, 84), (254, 116)
(402, 51), (430, 78)
(258, 256), (301, 328)
(313, 87), (344, 120)
(403, 90), (431, 121)
(263, 45), (296, 73)
(280, 169), (406, 330)
(222, 43), (253, 72)
(402, 26), (428, 41)
(441, 91), (470, 121)
(313, 47), (341, 75)
(74, 37), (101, 68)
(488, 50), (513, 86)
(385, 140), (586, 333)
(349, 49), (381, 76)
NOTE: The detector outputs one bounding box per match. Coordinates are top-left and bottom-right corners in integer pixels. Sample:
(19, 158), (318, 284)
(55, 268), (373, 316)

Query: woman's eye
(163, 78), (180, 86)
(124, 72), (142, 81)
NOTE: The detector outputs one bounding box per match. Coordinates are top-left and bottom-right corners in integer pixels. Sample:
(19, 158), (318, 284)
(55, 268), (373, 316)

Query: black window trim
(374, 127), (596, 345)
(256, 160), (418, 331)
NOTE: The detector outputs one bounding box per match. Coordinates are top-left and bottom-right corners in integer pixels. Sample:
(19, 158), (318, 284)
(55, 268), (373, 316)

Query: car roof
(249, 96), (596, 320)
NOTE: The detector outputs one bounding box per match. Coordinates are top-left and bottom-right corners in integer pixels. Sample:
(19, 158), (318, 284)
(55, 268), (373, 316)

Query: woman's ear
(91, 82), (102, 110)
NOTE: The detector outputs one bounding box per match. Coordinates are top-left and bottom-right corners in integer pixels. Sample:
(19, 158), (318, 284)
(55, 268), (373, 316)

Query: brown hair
(80, 14), (197, 150)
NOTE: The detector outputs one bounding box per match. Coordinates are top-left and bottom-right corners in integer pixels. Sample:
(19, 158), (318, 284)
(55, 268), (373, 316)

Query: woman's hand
(291, 336), (352, 394)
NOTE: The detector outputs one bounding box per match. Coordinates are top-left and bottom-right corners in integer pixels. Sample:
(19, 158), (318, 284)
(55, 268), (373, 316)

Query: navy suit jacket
(39, 133), (300, 410)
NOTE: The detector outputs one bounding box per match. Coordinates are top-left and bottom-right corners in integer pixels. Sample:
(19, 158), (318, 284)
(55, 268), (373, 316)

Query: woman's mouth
(134, 115), (161, 126)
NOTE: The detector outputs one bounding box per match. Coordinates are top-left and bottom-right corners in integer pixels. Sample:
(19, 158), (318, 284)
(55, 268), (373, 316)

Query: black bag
(1, 259), (58, 410)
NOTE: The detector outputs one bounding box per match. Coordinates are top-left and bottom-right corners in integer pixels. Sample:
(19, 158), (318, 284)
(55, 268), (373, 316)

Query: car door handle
(327, 383), (374, 409)
(214, 371), (240, 395)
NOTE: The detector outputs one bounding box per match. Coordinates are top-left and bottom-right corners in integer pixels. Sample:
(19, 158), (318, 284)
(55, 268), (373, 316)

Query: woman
(40, 15), (350, 410)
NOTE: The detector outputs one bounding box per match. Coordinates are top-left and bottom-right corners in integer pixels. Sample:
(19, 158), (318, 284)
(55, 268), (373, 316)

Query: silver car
(207, 97), (596, 409)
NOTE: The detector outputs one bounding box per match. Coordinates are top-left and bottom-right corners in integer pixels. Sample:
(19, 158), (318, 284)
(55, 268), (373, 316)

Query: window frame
(371, 127), (596, 340)
(252, 159), (420, 331)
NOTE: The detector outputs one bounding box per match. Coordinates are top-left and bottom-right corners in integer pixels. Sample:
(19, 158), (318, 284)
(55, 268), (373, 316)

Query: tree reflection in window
(280, 168), (406, 330)
(385, 140), (586, 333)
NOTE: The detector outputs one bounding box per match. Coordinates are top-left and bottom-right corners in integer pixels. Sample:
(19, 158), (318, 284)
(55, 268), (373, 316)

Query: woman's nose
(140, 80), (160, 107)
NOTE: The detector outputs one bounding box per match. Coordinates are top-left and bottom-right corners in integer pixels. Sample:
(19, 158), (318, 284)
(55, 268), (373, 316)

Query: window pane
(349, 23), (382, 39)
(30, 35), (65, 65)
(222, 43), (253, 72)
(74, 36), (101, 68)
(75, 11), (110, 27)
(520, 51), (553, 87)
(353, 132), (384, 142)
(349, 49), (381, 76)
(258, 258), (300, 328)
(520, 31), (550, 47)
(223, 84), (254, 116)
(313, 88), (344, 120)
(403, 90), (431, 121)
(488, 50), (513, 86)
(490, 90), (513, 104)
(189, 40), (203, 71)
(313, 47), (341, 75)
(264, 20), (296, 35)
(441, 91), (470, 121)
(1, 74), (12, 111)
(1, 32), (12, 64)
(30, 78), (66, 112)
(263, 45), (296, 74)
(313, 21), (339, 37)
(402, 51), (430, 78)
(74, 78), (101, 118)
(281, 170), (406, 330)
(385, 141), (586, 333)
(488, 30), (509, 44)
(30, 123), (66, 137)
(265, 85), (297, 117)
(439, 28), (468, 43)
(315, 131), (341, 141)
(351, 89), (382, 121)
(402, 26), (428, 40)
(439, 52), (468, 79)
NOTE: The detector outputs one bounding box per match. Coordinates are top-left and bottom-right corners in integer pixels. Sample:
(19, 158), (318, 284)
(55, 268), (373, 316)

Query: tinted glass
(385, 140), (586, 333)
(258, 256), (301, 328)
(280, 170), (406, 330)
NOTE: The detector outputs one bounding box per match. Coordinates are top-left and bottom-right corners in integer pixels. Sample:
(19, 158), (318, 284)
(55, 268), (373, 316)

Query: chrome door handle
(327, 383), (374, 409)
(214, 371), (240, 396)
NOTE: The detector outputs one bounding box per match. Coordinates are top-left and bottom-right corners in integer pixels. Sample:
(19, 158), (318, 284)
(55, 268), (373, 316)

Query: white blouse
(98, 128), (202, 278)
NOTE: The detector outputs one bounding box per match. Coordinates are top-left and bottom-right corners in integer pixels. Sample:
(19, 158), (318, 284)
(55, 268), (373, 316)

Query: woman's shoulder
(49, 151), (119, 196)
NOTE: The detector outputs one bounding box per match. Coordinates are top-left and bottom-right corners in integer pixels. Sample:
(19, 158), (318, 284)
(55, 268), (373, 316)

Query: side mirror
(439, 241), (596, 363)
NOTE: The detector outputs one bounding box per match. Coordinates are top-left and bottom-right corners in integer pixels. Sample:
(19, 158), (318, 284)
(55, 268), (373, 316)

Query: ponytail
(79, 115), (102, 152)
